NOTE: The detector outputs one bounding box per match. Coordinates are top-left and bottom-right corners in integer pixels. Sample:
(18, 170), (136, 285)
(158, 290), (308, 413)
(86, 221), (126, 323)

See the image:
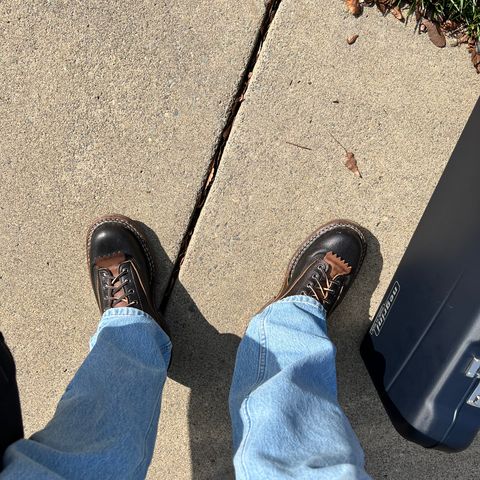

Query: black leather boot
(86, 214), (167, 331)
(271, 220), (367, 315)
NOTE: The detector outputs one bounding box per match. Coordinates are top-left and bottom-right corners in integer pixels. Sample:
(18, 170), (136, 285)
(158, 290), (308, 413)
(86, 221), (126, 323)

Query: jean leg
(1, 307), (171, 480)
(0, 333), (23, 464)
(229, 296), (370, 480)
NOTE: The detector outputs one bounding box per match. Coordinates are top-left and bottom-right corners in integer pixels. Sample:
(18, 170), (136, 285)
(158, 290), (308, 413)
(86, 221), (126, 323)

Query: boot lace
(102, 268), (137, 308)
(303, 261), (343, 307)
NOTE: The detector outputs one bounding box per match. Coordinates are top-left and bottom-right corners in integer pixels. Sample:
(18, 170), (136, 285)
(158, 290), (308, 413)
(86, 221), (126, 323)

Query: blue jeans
(1, 297), (370, 479)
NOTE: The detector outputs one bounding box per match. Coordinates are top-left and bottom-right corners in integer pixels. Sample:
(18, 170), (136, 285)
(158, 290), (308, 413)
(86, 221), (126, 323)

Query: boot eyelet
(128, 289), (134, 294)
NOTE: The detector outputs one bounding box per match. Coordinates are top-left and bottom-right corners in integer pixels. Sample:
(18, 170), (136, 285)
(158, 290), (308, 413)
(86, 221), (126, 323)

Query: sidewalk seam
(160, 0), (282, 309)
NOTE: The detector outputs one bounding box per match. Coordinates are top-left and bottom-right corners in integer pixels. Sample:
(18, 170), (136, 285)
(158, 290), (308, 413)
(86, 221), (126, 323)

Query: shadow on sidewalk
(143, 223), (384, 479)
(140, 223), (240, 480)
(328, 230), (385, 471)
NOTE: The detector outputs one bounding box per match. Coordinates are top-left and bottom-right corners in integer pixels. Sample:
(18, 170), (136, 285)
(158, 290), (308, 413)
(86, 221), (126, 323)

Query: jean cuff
(101, 306), (158, 321)
(91, 307), (171, 351)
(274, 294), (326, 313)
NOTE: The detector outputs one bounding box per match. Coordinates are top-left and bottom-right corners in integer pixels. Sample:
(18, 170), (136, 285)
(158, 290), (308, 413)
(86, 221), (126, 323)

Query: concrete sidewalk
(161, 1), (480, 479)
(1, 0), (479, 479)
(0, 0), (265, 472)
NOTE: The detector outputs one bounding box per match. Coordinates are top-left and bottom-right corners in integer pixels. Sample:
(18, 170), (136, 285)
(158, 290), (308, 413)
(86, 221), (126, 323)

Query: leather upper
(87, 216), (162, 326)
(274, 221), (367, 314)
(288, 223), (365, 283)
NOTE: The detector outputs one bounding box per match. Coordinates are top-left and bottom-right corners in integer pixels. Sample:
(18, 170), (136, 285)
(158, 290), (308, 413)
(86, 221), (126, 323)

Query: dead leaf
(345, 152), (362, 178)
(471, 51), (480, 73)
(376, 0), (388, 14)
(328, 132), (362, 178)
(346, 0), (362, 16)
(391, 6), (404, 22)
(422, 19), (446, 48)
(222, 123), (232, 139)
(458, 34), (469, 44)
(415, 7), (422, 22)
(443, 20), (458, 31)
(347, 34), (359, 45)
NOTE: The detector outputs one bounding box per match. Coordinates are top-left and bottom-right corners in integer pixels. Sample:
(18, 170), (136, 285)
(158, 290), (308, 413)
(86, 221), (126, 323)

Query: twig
(328, 132), (348, 153)
(285, 141), (313, 151)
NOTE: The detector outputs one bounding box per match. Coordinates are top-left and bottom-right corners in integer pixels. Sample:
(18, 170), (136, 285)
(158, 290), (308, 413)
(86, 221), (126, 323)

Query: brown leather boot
(86, 214), (167, 332)
(270, 220), (367, 315)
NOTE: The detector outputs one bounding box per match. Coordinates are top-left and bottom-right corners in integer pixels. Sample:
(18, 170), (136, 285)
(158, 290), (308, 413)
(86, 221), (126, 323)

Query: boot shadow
(328, 229), (390, 475)
(139, 222), (240, 480)
(142, 223), (395, 479)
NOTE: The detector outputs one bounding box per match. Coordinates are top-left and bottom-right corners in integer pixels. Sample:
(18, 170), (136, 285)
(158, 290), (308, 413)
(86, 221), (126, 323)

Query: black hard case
(361, 98), (480, 452)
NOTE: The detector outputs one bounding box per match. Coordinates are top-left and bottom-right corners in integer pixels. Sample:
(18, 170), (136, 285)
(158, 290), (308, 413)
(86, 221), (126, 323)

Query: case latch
(465, 357), (480, 378)
(467, 384), (480, 408)
(466, 357), (480, 408)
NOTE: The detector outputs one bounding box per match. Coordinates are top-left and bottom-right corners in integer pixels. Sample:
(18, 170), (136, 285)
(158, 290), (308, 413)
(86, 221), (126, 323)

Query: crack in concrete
(160, 0), (282, 309)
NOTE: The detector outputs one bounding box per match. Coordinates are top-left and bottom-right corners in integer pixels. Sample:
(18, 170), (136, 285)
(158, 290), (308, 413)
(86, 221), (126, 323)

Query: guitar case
(361, 98), (480, 451)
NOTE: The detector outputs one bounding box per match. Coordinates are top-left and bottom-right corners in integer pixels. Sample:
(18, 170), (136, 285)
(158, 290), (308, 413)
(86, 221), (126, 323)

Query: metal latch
(466, 357), (480, 378)
(467, 384), (480, 407)
(466, 357), (480, 408)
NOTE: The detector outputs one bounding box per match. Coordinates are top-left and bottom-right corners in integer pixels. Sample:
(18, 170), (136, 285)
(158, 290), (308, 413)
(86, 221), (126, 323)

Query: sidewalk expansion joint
(160, 0), (282, 310)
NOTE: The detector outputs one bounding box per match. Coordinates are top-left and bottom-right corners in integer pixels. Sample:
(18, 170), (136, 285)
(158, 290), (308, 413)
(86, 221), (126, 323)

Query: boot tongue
(95, 253), (129, 307)
(323, 251), (352, 279)
(95, 252), (126, 270)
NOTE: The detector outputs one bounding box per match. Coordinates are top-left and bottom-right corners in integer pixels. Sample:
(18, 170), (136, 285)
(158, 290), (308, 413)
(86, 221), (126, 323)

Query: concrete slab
(166, 0), (480, 478)
(0, 0), (265, 476)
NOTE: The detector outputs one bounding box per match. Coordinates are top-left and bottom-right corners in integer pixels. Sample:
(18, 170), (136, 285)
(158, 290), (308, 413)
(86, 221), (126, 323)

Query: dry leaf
(422, 19), (446, 48)
(443, 20), (458, 31)
(376, 0), (388, 14)
(391, 6), (404, 22)
(345, 152), (362, 178)
(347, 34), (359, 45)
(458, 34), (469, 44)
(346, 0), (362, 16)
(415, 7), (422, 22)
(328, 132), (362, 178)
(471, 51), (480, 73)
